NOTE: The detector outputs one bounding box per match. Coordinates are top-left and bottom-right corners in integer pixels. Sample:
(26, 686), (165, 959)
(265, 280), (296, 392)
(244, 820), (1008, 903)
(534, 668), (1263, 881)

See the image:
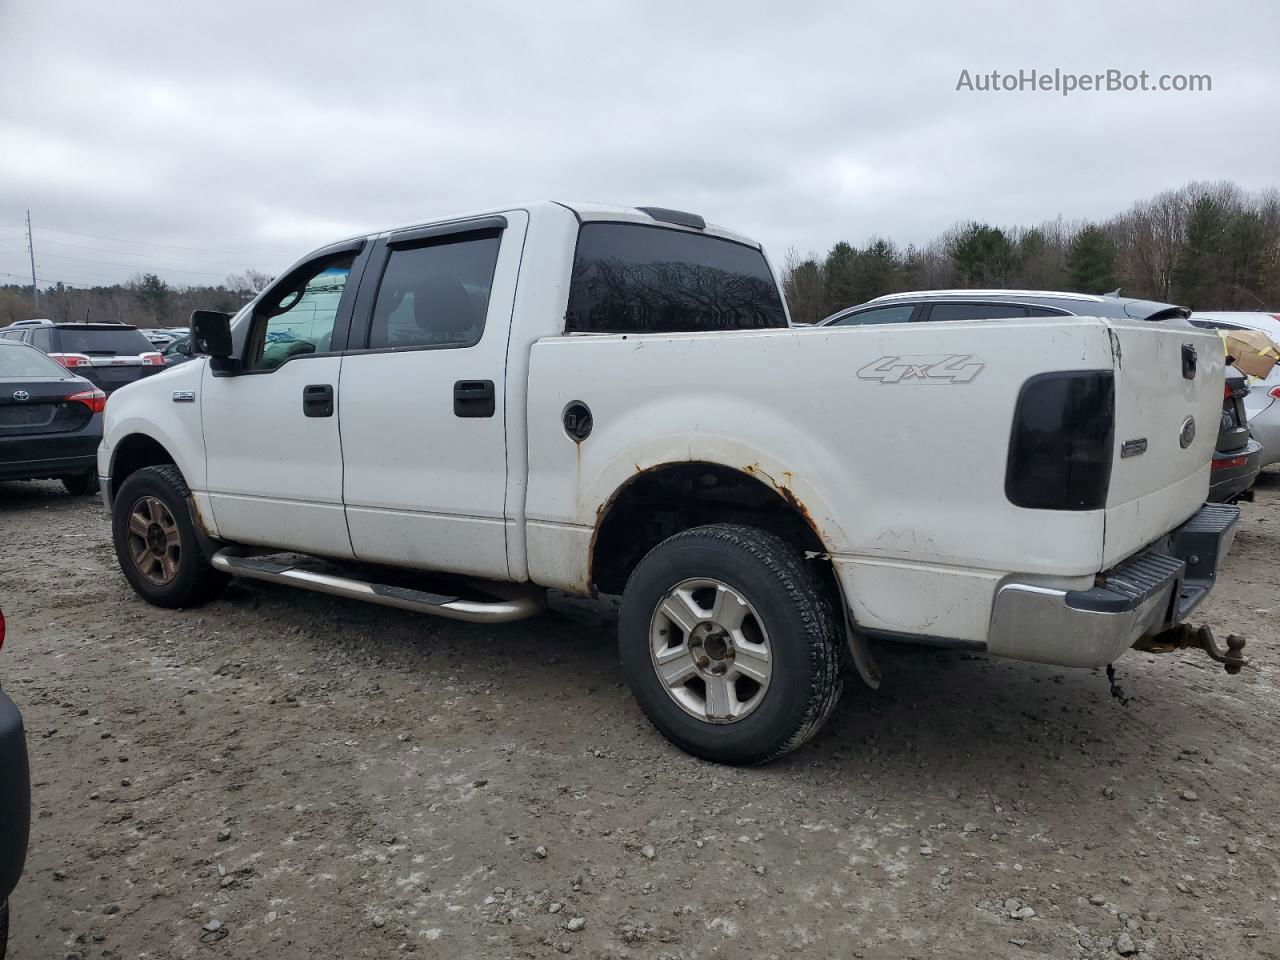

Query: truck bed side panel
(525, 319), (1118, 593)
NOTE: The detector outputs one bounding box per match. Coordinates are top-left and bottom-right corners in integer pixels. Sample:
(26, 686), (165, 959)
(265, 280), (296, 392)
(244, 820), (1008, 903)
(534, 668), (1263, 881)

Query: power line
(0, 270), (94, 288)
(34, 250), (235, 279)
(33, 225), (297, 258)
(34, 236), (267, 270)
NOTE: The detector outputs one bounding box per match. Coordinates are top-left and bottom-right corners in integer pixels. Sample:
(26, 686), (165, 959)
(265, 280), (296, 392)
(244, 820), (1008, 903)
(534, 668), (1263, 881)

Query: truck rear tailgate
(1102, 321), (1223, 568)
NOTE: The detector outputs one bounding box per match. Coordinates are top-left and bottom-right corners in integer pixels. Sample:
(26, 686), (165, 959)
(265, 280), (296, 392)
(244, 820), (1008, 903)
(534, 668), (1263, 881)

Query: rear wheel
(1, 899), (8, 959)
(60, 471), (98, 496)
(619, 523), (844, 764)
(111, 465), (228, 607)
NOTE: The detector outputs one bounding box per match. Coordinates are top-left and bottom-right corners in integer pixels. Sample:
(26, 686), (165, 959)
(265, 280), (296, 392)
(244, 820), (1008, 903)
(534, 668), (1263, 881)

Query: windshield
(58, 327), (154, 355)
(0, 343), (73, 379)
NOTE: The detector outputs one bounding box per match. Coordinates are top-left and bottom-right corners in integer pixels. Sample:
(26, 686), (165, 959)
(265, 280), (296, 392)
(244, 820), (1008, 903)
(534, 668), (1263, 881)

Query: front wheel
(618, 523), (844, 764)
(111, 465), (228, 608)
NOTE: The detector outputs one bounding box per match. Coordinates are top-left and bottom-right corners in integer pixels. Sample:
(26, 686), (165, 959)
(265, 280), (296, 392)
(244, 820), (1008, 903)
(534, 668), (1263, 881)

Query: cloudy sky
(1, 0), (1277, 289)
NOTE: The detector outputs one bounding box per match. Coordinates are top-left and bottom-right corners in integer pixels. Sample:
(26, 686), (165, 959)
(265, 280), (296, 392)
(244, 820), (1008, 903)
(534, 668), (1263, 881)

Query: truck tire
(619, 523), (844, 764)
(60, 471), (98, 496)
(111, 465), (228, 608)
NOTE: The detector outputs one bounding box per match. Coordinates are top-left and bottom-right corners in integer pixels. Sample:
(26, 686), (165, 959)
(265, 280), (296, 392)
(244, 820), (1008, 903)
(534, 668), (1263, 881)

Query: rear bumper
(1209, 439), (1263, 502)
(0, 687), (31, 902)
(0, 416), (102, 481)
(988, 503), (1240, 667)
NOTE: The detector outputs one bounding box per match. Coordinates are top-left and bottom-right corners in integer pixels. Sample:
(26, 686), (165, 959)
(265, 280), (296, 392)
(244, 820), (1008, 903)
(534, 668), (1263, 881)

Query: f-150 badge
(856, 354), (985, 384)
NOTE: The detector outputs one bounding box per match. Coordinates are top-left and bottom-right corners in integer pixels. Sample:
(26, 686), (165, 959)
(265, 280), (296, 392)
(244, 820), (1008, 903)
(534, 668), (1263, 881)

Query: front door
(338, 212), (526, 578)
(201, 243), (366, 557)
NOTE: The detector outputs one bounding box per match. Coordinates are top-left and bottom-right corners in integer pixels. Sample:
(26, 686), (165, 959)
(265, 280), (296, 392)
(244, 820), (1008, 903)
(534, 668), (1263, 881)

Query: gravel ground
(1, 473), (1278, 960)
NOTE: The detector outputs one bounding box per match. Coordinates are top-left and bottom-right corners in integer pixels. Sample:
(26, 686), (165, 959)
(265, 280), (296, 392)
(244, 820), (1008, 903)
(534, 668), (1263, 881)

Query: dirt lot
(1, 475), (1278, 960)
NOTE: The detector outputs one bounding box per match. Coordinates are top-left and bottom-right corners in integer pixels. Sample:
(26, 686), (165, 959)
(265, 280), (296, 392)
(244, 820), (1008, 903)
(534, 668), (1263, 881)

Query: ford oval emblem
(1179, 416), (1196, 449)
(12, 390), (29, 402)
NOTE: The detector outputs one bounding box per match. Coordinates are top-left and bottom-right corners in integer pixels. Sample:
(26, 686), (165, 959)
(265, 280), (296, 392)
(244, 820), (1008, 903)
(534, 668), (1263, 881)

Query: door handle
(453, 379), (495, 418)
(303, 383), (334, 418)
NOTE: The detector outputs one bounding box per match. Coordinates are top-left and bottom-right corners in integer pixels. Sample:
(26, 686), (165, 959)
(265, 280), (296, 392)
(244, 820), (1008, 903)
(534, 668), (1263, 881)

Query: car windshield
(58, 327), (153, 355)
(0, 343), (72, 379)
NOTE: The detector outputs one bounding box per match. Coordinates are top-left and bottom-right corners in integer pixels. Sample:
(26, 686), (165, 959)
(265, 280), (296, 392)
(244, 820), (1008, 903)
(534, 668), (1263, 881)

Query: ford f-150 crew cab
(97, 201), (1245, 764)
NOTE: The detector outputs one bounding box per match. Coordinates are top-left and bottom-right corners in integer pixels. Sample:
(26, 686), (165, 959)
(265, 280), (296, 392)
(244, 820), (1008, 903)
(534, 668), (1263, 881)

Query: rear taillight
(1213, 454), (1249, 471)
(67, 387), (107, 414)
(1270, 386), (1280, 400)
(1006, 371), (1115, 511)
(1224, 383), (1232, 398)
(49, 352), (92, 368)
(141, 352), (165, 366)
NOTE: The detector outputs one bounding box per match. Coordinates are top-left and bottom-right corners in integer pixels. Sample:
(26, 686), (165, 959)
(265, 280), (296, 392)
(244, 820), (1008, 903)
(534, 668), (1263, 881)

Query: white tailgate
(1102, 320), (1222, 567)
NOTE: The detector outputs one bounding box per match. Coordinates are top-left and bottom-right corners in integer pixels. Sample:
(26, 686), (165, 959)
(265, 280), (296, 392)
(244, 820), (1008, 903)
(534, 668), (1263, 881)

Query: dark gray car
(821, 290), (1262, 503)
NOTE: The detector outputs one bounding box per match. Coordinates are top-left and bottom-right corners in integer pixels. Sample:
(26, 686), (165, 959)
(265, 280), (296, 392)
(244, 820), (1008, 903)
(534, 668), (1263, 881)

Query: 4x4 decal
(856, 354), (986, 384)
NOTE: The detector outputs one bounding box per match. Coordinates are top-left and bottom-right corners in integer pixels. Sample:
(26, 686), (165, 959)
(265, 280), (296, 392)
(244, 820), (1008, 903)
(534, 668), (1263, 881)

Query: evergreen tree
(949, 223), (1015, 286)
(1065, 226), (1118, 292)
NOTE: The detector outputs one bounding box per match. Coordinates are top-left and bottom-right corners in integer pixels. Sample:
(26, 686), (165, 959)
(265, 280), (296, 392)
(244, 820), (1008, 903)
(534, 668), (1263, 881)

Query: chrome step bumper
(987, 503), (1240, 668)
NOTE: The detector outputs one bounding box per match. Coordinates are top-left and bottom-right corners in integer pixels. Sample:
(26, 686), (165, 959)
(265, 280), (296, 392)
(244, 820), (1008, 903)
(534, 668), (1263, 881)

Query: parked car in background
(1191, 311), (1280, 345)
(0, 606), (33, 959)
(1212, 363), (1265, 502)
(823, 290), (1262, 502)
(1240, 363), (1280, 468)
(142, 328), (177, 349)
(161, 335), (196, 366)
(0, 338), (105, 494)
(1192, 312), (1280, 471)
(0, 322), (164, 393)
(97, 203), (1243, 764)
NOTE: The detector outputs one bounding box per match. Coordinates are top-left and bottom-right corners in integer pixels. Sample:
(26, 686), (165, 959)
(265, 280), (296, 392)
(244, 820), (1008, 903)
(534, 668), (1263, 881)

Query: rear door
(338, 212), (527, 577)
(1102, 320), (1224, 566)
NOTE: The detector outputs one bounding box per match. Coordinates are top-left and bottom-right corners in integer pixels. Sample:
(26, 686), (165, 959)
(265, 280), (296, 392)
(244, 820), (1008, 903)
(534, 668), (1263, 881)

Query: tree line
(0, 269), (274, 329)
(782, 179), (1280, 324)
(4, 179), (1277, 330)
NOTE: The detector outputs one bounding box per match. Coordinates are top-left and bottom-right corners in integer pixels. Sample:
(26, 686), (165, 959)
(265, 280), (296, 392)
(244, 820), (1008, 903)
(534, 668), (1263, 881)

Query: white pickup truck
(98, 201), (1244, 764)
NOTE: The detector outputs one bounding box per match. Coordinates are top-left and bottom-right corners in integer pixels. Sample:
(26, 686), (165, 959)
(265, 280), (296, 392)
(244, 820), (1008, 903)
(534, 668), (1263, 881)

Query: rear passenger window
(1028, 306), (1071, 317)
(369, 234), (501, 350)
(926, 303), (1028, 322)
(566, 223), (788, 334)
(828, 305), (916, 326)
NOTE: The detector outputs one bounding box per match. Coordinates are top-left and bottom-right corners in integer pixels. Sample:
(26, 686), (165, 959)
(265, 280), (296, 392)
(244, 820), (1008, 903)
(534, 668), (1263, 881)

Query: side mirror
(190, 310), (234, 358)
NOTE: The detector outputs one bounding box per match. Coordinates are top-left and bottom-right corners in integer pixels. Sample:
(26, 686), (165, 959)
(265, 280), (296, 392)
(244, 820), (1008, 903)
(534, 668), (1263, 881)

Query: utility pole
(26, 209), (38, 312)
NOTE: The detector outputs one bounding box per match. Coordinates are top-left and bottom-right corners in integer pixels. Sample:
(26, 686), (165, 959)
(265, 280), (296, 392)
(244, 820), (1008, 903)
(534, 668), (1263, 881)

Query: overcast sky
(1, 0), (1277, 290)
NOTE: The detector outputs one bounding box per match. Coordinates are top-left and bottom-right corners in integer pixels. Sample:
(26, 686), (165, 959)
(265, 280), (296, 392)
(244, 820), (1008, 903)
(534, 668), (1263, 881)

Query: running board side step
(209, 550), (544, 624)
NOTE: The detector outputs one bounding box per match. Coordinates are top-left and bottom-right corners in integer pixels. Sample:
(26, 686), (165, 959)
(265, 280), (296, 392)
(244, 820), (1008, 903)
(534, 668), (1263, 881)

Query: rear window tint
(57, 328), (153, 355)
(566, 223), (787, 334)
(0, 343), (71, 379)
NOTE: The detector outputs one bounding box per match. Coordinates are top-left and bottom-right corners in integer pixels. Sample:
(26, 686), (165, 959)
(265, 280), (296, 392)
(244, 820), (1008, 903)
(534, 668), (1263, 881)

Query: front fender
(99, 362), (213, 533)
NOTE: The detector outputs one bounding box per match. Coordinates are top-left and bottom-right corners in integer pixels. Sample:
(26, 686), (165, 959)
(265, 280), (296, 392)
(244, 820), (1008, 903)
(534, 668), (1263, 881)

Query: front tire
(111, 465), (228, 608)
(619, 523), (844, 764)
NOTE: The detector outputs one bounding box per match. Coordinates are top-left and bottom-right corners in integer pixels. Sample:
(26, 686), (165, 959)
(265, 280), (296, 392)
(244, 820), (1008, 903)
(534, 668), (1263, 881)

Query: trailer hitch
(1133, 624), (1248, 675)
